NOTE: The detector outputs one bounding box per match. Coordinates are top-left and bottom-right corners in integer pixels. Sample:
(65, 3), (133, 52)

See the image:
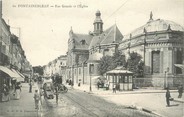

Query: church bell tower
(93, 10), (103, 35)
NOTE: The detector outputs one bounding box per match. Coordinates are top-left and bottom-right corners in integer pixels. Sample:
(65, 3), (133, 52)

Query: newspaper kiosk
(106, 67), (133, 91)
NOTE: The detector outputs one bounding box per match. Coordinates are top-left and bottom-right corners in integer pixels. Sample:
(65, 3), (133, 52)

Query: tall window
(97, 23), (99, 30)
(176, 49), (183, 74)
(152, 51), (160, 74)
(79, 68), (81, 75)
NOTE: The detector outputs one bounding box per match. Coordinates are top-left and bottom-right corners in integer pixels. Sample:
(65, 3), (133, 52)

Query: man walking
(33, 90), (40, 109)
(113, 84), (116, 93)
(166, 88), (171, 107)
(55, 84), (59, 104)
(178, 84), (183, 98)
(29, 80), (33, 93)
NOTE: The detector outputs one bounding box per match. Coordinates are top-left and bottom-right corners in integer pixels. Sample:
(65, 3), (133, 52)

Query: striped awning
(11, 69), (25, 81)
(0, 66), (24, 81)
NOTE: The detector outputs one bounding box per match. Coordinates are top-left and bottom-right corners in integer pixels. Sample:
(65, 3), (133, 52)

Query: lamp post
(89, 64), (92, 92)
(164, 67), (169, 89)
(143, 28), (147, 77)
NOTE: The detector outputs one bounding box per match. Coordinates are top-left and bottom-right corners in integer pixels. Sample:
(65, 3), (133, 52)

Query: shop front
(0, 66), (24, 102)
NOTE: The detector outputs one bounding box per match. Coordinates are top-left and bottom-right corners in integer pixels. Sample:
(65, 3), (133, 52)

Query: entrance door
(152, 51), (160, 74)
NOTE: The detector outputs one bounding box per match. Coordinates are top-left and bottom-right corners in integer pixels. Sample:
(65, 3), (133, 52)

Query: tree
(98, 55), (113, 75)
(112, 50), (126, 67)
(33, 66), (44, 75)
(126, 52), (143, 77)
(98, 51), (126, 75)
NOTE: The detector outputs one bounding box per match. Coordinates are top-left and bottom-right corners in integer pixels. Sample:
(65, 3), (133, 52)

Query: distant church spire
(93, 10), (103, 35)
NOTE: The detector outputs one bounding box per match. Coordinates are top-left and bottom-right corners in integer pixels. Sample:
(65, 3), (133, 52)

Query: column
(148, 49), (152, 74)
(168, 48), (173, 74)
(160, 48), (164, 73)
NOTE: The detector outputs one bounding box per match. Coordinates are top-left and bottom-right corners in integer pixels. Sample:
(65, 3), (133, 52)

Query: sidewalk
(73, 84), (184, 117)
(0, 83), (41, 117)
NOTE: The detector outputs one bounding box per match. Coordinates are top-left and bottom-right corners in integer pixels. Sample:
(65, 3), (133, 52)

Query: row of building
(43, 10), (184, 89)
(0, 1), (32, 99)
(43, 55), (67, 80)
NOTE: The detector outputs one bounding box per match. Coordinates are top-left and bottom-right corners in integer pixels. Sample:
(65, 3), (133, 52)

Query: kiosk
(106, 66), (133, 91)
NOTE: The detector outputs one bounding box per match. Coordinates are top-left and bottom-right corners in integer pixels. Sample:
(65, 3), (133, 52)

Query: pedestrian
(29, 80), (33, 93)
(78, 79), (81, 87)
(69, 79), (72, 85)
(55, 85), (59, 104)
(2, 84), (10, 102)
(15, 82), (22, 92)
(33, 90), (40, 109)
(165, 88), (171, 107)
(97, 79), (100, 90)
(113, 84), (116, 93)
(14, 82), (22, 99)
(178, 84), (183, 98)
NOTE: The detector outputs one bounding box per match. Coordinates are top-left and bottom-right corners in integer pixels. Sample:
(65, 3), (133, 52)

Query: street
(41, 88), (157, 117)
(0, 83), (183, 117)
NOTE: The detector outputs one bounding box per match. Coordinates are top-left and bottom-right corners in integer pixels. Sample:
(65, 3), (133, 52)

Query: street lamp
(89, 64), (93, 92)
(164, 67), (169, 89)
(143, 28), (147, 77)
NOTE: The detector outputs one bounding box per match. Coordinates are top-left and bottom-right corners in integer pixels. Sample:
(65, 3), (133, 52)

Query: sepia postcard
(0, 0), (184, 117)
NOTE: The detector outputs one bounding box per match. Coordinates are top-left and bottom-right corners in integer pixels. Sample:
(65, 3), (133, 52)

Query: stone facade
(66, 11), (123, 85)
(43, 55), (67, 81)
(119, 13), (184, 88)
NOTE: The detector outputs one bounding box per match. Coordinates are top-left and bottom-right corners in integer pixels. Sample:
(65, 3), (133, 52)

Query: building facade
(43, 55), (67, 81)
(0, 18), (32, 101)
(66, 10), (123, 85)
(44, 11), (183, 88)
(119, 12), (184, 88)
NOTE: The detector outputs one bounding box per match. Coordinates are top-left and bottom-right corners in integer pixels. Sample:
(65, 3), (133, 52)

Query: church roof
(124, 19), (184, 40)
(89, 24), (123, 49)
(72, 33), (93, 50)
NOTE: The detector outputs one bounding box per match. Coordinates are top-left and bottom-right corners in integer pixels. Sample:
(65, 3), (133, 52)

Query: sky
(2, 0), (184, 66)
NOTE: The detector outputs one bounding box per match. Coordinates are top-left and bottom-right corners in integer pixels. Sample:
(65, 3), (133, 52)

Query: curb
(127, 105), (163, 117)
(173, 99), (184, 103)
(73, 87), (178, 95)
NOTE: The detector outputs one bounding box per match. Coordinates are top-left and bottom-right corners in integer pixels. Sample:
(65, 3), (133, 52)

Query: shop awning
(11, 69), (24, 79)
(0, 66), (18, 78)
(174, 64), (184, 70)
(17, 71), (25, 78)
(0, 66), (24, 82)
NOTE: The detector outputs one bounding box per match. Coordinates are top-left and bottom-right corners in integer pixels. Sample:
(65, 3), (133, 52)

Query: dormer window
(80, 40), (86, 45)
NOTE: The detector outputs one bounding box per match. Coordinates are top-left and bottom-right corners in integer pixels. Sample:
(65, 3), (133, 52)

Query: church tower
(93, 10), (103, 35)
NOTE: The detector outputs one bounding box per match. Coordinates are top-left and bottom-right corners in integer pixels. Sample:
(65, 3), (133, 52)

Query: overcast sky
(2, 0), (184, 66)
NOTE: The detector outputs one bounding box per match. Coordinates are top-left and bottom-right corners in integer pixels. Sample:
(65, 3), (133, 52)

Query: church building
(66, 10), (123, 84)
(66, 10), (184, 88)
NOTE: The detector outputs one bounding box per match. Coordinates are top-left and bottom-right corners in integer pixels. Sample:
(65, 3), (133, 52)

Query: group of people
(2, 84), (10, 102)
(66, 79), (74, 88)
(33, 83), (60, 109)
(165, 84), (183, 107)
(1, 80), (22, 102)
